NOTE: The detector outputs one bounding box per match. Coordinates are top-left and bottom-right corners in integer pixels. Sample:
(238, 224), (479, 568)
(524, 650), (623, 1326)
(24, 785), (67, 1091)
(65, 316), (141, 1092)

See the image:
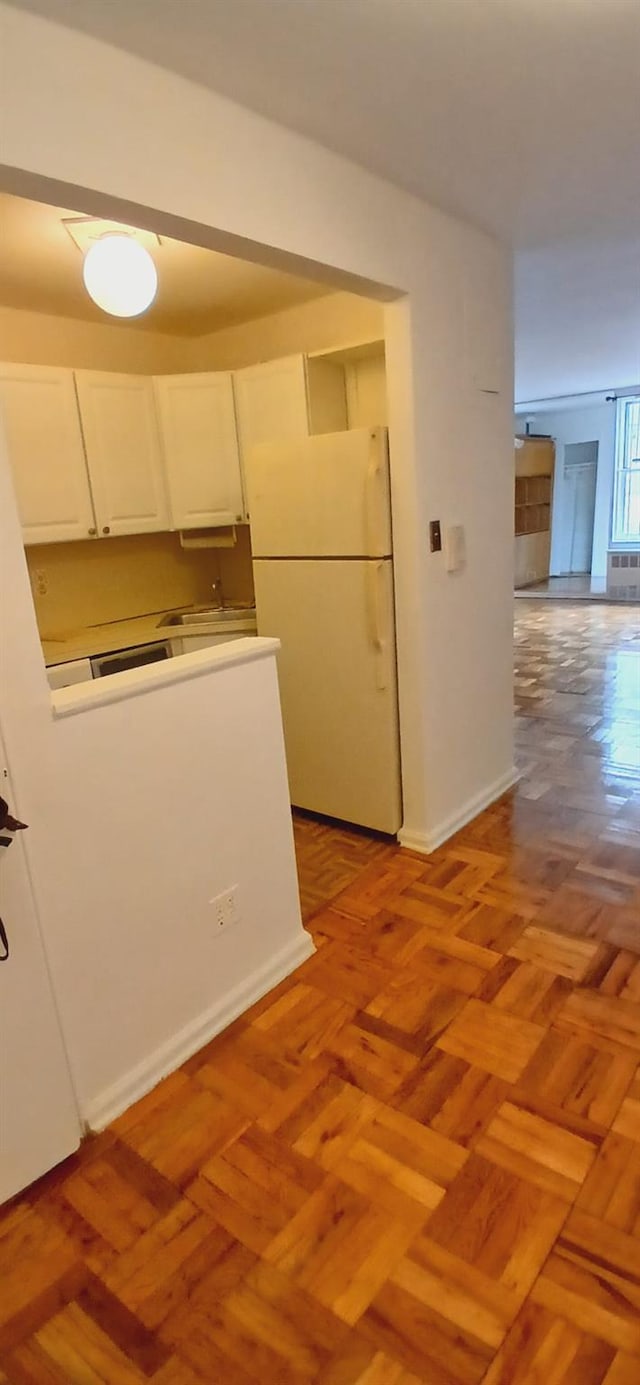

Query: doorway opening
(0, 186), (403, 838)
(559, 440), (598, 575)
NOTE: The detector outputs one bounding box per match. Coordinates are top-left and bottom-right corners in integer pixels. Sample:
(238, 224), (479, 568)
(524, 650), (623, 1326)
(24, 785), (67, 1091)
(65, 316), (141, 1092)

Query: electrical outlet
(210, 886), (239, 934)
(34, 569), (48, 596)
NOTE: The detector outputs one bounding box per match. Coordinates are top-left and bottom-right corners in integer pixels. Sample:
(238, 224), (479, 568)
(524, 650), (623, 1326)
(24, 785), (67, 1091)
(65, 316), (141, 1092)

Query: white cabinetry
(0, 364), (95, 545)
(234, 356), (309, 461)
(75, 372), (169, 537)
(154, 372), (245, 529)
(234, 354), (347, 464)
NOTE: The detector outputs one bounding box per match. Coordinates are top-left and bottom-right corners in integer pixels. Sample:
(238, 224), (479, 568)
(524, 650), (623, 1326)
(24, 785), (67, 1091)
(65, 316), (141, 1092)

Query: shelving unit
(515, 473), (552, 536)
(514, 435), (555, 588)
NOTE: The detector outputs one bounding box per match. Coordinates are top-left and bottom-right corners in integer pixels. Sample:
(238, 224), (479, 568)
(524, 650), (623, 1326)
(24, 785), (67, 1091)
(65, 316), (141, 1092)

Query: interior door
(0, 742), (80, 1203)
(253, 557), (401, 832)
(75, 372), (170, 537)
(568, 462), (598, 573)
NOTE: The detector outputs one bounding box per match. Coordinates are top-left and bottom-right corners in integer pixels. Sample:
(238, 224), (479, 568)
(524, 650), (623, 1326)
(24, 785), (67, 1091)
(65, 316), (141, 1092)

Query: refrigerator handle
(366, 561), (388, 691)
(365, 451), (384, 556)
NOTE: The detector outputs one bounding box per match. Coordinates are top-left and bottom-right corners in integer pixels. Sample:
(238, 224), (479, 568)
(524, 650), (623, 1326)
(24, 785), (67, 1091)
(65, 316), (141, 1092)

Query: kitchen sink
(158, 607), (256, 628)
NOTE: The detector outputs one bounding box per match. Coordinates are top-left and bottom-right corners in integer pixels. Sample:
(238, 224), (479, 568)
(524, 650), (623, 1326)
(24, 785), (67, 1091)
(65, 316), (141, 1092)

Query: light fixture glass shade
(82, 235), (158, 318)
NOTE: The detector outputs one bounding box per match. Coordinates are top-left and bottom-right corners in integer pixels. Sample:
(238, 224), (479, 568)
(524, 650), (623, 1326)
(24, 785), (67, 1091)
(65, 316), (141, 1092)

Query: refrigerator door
(254, 557), (402, 833)
(246, 427), (392, 559)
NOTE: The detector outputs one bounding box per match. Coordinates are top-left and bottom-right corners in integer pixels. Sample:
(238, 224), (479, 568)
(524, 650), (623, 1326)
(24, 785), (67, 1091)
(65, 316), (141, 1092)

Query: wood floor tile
(326, 1022), (419, 1100)
(0, 1210), (84, 1354)
(435, 999), (545, 1081)
(360, 1274), (495, 1384)
(555, 989), (640, 1054)
(516, 1029), (638, 1127)
(252, 982), (354, 1062)
(424, 1152), (568, 1299)
(364, 973), (469, 1043)
(336, 1105), (466, 1224)
(507, 924), (601, 980)
(532, 1208), (640, 1353)
(392, 1234), (521, 1350)
(611, 1066), (640, 1138)
(392, 1051), (510, 1149)
(35, 1301), (157, 1384)
(340, 1352), (425, 1385)
(482, 1300), (616, 1384)
(488, 958), (572, 1023)
(264, 1177), (417, 1325)
(331, 854), (427, 924)
(187, 1125), (323, 1255)
(3, 600), (639, 1383)
(167, 1259), (350, 1385)
(602, 1353), (640, 1384)
(577, 1130), (640, 1235)
(476, 1099), (597, 1199)
(117, 1082), (249, 1188)
(299, 941), (390, 1009)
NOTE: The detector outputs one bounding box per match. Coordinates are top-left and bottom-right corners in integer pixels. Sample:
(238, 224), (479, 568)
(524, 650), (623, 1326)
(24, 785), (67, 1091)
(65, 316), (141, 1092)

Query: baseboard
(83, 930), (315, 1132)
(398, 766), (519, 857)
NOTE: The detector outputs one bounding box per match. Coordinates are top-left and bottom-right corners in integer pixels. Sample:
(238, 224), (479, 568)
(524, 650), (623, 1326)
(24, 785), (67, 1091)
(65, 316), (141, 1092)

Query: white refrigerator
(247, 427), (402, 834)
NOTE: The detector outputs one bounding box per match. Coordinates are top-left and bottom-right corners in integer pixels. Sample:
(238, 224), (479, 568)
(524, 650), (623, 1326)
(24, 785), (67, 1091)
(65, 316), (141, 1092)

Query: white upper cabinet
(234, 355), (311, 462)
(75, 372), (169, 537)
(0, 363), (96, 545)
(234, 355), (348, 472)
(154, 372), (245, 529)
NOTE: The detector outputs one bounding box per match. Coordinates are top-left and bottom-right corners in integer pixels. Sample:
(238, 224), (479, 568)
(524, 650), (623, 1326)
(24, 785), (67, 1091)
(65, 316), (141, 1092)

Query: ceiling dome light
(82, 234), (158, 318)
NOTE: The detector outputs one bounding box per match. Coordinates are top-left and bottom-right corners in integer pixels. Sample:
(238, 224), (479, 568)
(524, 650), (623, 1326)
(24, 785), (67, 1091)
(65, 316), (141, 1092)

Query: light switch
(444, 524), (466, 573)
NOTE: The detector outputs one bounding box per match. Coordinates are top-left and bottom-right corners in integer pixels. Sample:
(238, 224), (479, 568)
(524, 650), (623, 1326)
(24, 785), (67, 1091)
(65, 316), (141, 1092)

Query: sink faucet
(211, 578), (224, 609)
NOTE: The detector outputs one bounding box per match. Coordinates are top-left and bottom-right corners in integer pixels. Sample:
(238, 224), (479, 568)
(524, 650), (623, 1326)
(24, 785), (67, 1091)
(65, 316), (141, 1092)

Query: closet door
(0, 364), (95, 544)
(75, 372), (170, 537)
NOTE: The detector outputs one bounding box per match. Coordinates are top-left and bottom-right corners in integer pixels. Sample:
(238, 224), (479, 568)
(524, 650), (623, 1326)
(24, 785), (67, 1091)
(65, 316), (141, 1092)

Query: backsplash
(216, 526), (255, 608)
(26, 528), (255, 637)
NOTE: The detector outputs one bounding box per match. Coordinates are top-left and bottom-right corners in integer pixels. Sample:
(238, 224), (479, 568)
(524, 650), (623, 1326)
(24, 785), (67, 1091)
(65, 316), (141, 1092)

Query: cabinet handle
(88, 526), (97, 536)
(102, 526), (111, 535)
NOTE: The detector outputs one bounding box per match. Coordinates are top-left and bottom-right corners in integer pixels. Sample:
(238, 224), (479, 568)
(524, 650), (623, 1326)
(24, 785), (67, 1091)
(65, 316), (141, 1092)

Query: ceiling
(7, 0), (640, 246)
(515, 231), (640, 403)
(0, 194), (327, 336)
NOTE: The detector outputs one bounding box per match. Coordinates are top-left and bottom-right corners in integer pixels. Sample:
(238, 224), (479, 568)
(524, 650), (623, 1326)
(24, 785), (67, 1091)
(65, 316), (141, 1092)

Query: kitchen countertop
(41, 607), (257, 666)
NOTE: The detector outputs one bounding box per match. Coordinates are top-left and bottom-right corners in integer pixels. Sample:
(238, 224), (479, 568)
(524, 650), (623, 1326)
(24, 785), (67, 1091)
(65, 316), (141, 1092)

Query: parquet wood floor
(1, 601), (639, 1383)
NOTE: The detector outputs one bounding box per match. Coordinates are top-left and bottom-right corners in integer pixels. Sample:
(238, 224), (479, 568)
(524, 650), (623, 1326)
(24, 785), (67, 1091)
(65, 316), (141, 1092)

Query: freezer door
(254, 558), (402, 833)
(246, 427), (392, 558)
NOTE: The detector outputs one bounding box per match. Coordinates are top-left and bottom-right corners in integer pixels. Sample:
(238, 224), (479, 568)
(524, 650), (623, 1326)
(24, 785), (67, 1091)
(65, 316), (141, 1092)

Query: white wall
(515, 235), (640, 404)
(0, 2), (514, 858)
(518, 403), (617, 579)
(0, 1), (514, 1124)
(0, 303), (189, 373)
(189, 291), (385, 370)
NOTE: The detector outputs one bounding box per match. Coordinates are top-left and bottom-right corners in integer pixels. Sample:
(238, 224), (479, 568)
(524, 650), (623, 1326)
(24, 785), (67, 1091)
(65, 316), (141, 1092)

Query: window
(612, 396), (640, 544)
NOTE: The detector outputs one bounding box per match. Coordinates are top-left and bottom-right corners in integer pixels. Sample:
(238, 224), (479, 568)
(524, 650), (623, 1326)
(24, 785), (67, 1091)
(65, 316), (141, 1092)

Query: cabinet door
(0, 364), (95, 545)
(154, 373), (244, 529)
(75, 372), (169, 537)
(234, 356), (310, 465)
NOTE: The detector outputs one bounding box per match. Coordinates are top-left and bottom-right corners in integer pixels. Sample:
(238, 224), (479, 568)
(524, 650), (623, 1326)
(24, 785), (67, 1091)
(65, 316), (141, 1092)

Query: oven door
(90, 641), (172, 678)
